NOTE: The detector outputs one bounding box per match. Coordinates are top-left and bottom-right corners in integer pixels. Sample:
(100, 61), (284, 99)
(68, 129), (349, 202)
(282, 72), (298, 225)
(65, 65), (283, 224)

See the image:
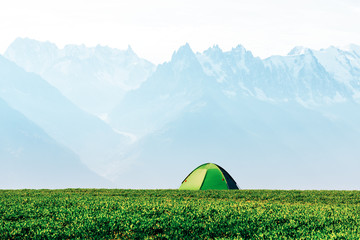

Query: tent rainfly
(179, 163), (239, 190)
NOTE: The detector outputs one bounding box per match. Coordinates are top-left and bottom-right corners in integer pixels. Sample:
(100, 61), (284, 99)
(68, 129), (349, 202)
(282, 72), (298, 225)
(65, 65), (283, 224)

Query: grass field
(1, 189), (360, 239)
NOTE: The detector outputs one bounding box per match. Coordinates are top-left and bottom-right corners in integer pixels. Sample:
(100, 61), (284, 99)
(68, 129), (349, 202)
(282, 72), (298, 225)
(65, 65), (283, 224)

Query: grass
(1, 189), (360, 239)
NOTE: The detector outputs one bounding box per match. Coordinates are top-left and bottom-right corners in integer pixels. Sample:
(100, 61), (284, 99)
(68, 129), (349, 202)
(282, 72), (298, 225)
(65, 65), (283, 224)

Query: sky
(1, 0), (360, 64)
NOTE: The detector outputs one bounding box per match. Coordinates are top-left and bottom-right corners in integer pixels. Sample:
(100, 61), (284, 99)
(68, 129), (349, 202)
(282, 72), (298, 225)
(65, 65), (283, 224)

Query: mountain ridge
(0, 54), (130, 181)
(5, 37), (156, 115)
(3, 39), (360, 189)
(0, 97), (111, 189)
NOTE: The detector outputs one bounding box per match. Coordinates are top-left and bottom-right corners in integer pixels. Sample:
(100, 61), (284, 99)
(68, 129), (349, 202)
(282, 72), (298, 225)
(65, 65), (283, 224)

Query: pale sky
(1, 0), (360, 64)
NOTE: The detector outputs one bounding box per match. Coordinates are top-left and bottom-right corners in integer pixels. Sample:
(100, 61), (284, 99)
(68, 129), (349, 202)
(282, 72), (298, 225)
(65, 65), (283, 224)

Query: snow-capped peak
(340, 44), (360, 56)
(207, 44), (222, 52)
(126, 45), (135, 55)
(172, 43), (193, 57)
(170, 43), (198, 64)
(287, 46), (312, 56)
(4, 37), (59, 74)
(201, 45), (224, 61)
(9, 37), (58, 52)
(231, 44), (247, 54)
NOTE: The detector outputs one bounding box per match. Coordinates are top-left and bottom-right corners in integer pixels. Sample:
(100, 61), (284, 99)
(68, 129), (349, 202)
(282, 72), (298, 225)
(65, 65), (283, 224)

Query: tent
(179, 163), (239, 190)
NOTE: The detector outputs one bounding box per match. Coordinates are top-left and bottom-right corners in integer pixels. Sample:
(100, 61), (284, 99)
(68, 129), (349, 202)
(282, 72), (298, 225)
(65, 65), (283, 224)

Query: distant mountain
(197, 44), (354, 104)
(0, 55), (130, 180)
(109, 43), (208, 136)
(311, 45), (360, 99)
(109, 44), (360, 189)
(5, 38), (155, 116)
(109, 43), (359, 137)
(116, 97), (360, 189)
(3, 40), (360, 189)
(0, 97), (110, 189)
(6, 38), (360, 115)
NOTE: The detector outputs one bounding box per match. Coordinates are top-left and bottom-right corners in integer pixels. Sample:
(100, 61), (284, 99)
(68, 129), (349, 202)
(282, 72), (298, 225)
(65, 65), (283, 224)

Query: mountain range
(0, 97), (110, 188)
(2, 38), (360, 189)
(5, 38), (155, 117)
(0, 54), (130, 181)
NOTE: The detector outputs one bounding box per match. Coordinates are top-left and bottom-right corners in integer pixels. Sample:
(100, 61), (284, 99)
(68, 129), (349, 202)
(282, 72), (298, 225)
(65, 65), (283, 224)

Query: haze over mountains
(0, 97), (110, 189)
(0, 54), (131, 180)
(2, 38), (360, 189)
(5, 38), (155, 116)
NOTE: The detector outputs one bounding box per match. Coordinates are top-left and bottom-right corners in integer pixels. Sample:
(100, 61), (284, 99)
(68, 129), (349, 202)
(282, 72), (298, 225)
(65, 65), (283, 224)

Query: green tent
(179, 163), (239, 190)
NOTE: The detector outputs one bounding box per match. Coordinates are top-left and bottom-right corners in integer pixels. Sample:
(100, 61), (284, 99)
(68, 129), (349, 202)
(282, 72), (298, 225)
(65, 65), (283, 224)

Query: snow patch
(323, 92), (347, 104)
(112, 129), (138, 143)
(98, 113), (109, 122)
(254, 88), (274, 102)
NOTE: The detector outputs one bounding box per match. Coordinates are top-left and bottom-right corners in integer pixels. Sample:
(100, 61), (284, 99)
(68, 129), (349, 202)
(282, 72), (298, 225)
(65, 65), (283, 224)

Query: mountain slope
(311, 45), (360, 100)
(113, 93), (360, 189)
(5, 38), (155, 116)
(0, 55), (130, 179)
(0, 97), (110, 189)
(3, 41), (360, 189)
(108, 44), (360, 189)
(197, 45), (351, 104)
(109, 43), (209, 137)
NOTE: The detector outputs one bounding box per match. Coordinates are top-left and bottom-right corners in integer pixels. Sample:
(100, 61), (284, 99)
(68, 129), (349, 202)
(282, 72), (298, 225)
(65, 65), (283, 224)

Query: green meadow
(1, 189), (360, 239)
